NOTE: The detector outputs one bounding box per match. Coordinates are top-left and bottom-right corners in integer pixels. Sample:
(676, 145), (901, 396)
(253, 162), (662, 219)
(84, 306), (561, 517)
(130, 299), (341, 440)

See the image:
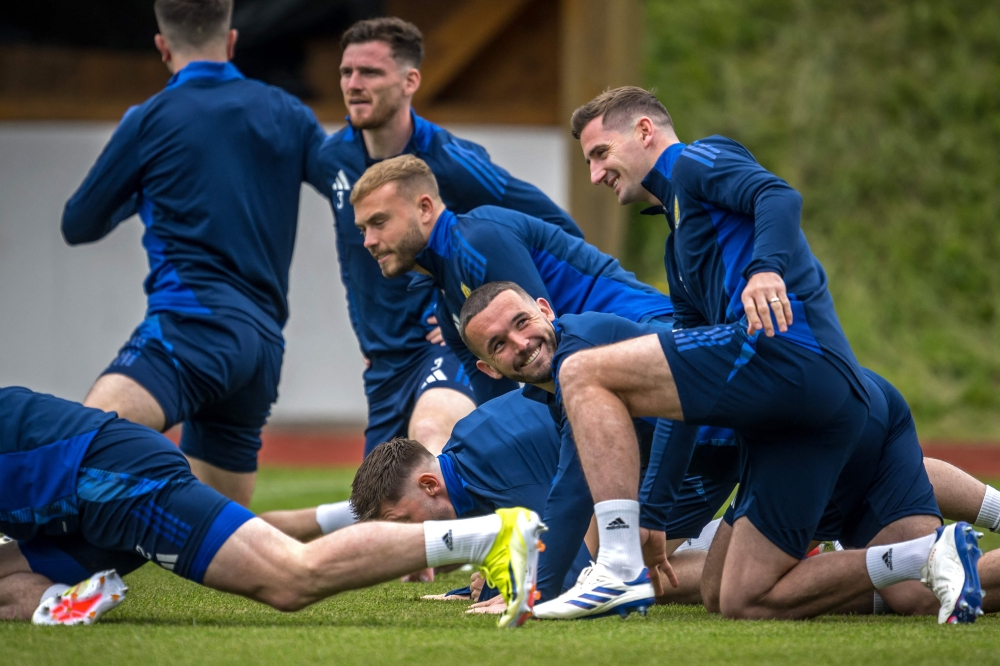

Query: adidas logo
(606, 517), (630, 530)
(332, 169), (351, 191)
(882, 549), (893, 571)
(442, 529), (453, 551)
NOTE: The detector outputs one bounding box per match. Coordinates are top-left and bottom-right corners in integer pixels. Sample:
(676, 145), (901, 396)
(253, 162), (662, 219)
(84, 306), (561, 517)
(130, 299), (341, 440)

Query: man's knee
(558, 352), (601, 397)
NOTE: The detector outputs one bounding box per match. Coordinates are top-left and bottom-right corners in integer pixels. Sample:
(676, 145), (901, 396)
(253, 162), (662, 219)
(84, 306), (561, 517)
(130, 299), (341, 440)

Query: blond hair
(350, 154), (441, 205)
(570, 86), (673, 139)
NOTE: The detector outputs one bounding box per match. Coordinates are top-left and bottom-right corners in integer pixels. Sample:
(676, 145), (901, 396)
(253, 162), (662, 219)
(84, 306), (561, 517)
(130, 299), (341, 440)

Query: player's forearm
(744, 185), (803, 278)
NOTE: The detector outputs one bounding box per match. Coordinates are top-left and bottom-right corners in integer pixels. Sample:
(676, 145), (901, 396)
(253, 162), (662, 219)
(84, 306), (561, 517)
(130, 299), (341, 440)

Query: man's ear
(536, 297), (556, 322)
(476, 359), (505, 380)
(403, 67), (421, 97)
(154, 34), (171, 65)
(417, 472), (442, 496)
(636, 117), (656, 147)
(226, 29), (239, 60)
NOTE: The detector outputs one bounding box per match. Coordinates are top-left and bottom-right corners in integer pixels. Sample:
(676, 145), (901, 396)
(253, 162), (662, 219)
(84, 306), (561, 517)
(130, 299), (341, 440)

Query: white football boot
(532, 562), (654, 620)
(920, 522), (984, 624)
(33, 570), (128, 626)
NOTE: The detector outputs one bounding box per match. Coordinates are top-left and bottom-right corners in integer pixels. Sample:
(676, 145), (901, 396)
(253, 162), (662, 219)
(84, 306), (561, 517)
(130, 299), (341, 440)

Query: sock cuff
(977, 485), (1000, 532)
(594, 499), (640, 513)
(316, 501), (358, 535)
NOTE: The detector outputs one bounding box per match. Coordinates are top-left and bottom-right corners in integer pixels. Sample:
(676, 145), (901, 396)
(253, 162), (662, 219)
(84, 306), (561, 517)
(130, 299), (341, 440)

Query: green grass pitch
(5, 467), (999, 665)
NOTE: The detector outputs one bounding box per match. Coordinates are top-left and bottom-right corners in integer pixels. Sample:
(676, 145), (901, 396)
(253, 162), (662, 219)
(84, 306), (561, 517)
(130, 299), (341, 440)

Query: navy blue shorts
(662, 444), (739, 540)
(364, 346), (475, 456)
(102, 312), (283, 472)
(659, 321), (869, 557)
(812, 373), (940, 547)
(18, 420), (253, 585)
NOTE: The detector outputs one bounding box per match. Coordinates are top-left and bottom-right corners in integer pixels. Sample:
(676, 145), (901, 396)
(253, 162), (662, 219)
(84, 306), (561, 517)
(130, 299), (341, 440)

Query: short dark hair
(458, 281), (533, 348)
(340, 17), (424, 68)
(570, 86), (673, 139)
(350, 437), (434, 521)
(154, 0), (232, 49)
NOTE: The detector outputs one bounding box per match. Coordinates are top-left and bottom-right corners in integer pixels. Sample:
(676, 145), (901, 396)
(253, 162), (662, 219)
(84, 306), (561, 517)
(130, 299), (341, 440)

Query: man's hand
(741, 271), (792, 337)
(466, 595), (506, 615)
(469, 571), (484, 601)
(640, 527), (678, 597)
(425, 315), (445, 346)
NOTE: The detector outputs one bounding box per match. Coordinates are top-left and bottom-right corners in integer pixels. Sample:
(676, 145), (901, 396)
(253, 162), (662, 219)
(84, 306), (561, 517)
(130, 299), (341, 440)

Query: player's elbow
(61, 206), (92, 246)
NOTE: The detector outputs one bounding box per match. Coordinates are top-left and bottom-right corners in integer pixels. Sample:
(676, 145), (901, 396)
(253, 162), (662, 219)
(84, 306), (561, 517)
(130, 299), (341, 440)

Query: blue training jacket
(640, 137), (868, 402)
(438, 390), (592, 595)
(414, 205), (673, 403)
(316, 112), (581, 389)
(62, 62), (326, 341)
(0, 387), (117, 540)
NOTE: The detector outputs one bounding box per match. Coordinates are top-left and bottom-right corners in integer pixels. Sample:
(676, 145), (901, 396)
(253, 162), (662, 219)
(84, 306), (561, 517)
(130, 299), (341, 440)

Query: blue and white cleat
(921, 522), (984, 624)
(532, 563), (654, 620)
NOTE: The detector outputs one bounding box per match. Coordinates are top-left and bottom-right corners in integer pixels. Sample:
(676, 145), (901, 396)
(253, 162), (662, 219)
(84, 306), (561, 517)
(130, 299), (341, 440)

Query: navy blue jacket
(439, 391), (560, 516)
(415, 206), (673, 402)
(316, 113), (581, 389)
(438, 390), (592, 594)
(62, 62), (326, 340)
(0, 388), (116, 540)
(641, 138), (867, 402)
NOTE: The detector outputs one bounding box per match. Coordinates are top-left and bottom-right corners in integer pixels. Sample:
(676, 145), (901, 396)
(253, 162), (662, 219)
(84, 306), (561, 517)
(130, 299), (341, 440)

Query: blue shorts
(662, 444), (739, 540)
(364, 346), (475, 456)
(813, 373), (940, 547)
(18, 420), (253, 585)
(102, 312), (283, 472)
(659, 321), (869, 557)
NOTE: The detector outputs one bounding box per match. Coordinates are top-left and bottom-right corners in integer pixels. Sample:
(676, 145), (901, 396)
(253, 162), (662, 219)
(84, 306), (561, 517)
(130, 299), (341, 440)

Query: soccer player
(543, 86), (981, 621)
(317, 16), (582, 452)
(453, 286), (740, 616)
(62, 0), (327, 507)
(0, 386), (543, 629)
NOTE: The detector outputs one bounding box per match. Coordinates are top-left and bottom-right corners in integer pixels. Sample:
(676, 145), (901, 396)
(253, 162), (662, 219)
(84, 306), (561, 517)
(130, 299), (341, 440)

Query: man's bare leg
(656, 549), (705, 605)
(701, 519), (731, 613)
(83, 373), (166, 430)
(559, 335), (683, 503)
(0, 541), (53, 620)
(719, 518), (876, 619)
(557, 335), (683, 583)
(202, 513), (514, 612)
(925, 457), (1000, 532)
(408, 387), (475, 455)
(185, 457), (255, 508)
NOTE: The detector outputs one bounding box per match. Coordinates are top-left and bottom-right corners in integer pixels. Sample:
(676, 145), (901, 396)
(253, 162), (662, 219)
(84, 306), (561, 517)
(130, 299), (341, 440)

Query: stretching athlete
(0, 386), (542, 629)
(62, 0), (327, 507)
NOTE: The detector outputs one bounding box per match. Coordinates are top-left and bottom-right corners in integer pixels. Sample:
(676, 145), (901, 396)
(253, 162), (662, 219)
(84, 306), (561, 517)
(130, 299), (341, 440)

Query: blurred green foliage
(626, 0), (1000, 437)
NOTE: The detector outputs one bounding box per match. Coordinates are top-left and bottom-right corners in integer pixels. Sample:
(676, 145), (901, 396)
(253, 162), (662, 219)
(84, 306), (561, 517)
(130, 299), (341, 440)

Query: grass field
(6, 467), (1000, 666)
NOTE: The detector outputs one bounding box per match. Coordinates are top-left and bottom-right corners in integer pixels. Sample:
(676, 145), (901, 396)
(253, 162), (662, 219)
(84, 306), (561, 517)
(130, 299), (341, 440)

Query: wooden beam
(559, 0), (643, 256)
(416, 0), (531, 104)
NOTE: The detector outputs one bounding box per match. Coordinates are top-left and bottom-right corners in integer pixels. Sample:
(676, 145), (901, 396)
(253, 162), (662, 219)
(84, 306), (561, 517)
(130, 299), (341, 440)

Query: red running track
(164, 427), (1000, 476)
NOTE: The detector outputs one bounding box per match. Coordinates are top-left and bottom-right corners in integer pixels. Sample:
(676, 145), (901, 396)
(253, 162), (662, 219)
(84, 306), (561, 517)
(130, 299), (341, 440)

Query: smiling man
(547, 86), (984, 622)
